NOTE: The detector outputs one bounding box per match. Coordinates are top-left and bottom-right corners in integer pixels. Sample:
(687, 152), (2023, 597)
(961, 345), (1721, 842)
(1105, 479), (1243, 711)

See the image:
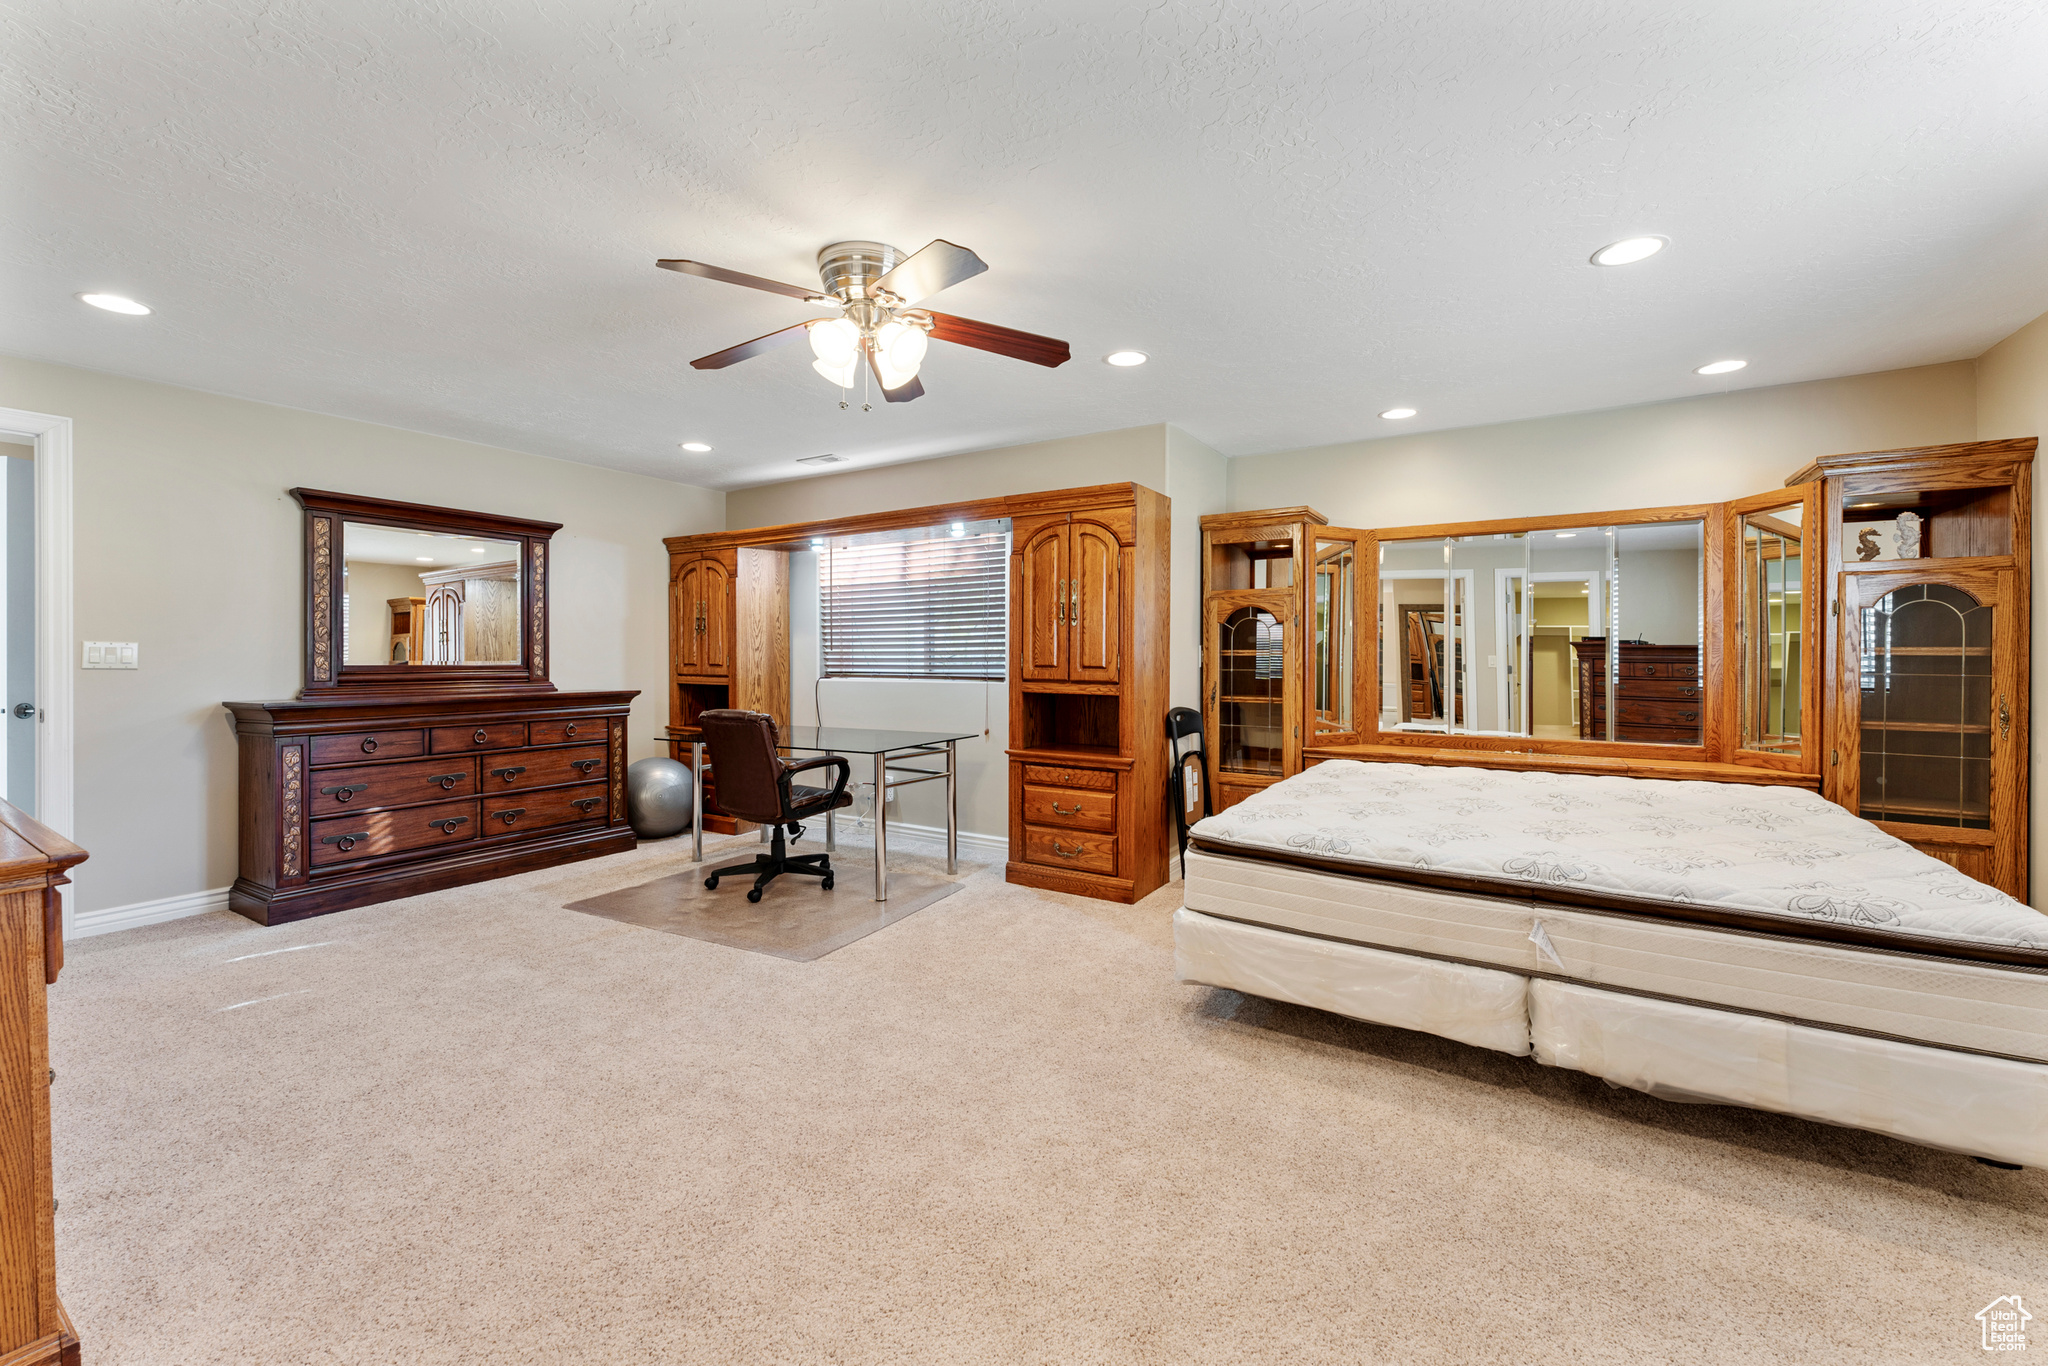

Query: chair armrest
(779, 754), (851, 807)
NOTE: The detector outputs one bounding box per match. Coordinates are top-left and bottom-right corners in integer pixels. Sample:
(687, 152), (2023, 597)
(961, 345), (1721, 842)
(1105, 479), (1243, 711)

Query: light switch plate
(82, 641), (139, 670)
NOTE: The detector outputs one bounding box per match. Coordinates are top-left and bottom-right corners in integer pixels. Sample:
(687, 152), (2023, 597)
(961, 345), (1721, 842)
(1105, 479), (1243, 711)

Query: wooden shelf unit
(664, 482), (1173, 902)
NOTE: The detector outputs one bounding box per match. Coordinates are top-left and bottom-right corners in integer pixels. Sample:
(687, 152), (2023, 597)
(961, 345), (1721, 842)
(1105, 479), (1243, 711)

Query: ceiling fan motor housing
(816, 241), (903, 303)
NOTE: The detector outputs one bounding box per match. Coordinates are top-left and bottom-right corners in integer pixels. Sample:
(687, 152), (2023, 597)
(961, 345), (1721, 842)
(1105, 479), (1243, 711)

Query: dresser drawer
(1621, 657), (1699, 680)
(430, 722), (529, 753)
(528, 716), (607, 747)
(481, 782), (609, 838)
(310, 756), (477, 817)
(480, 744), (607, 793)
(1019, 763), (1117, 792)
(1021, 784), (1116, 832)
(310, 798), (477, 867)
(1617, 698), (1702, 728)
(1022, 824), (1117, 875)
(311, 729), (424, 766)
(1616, 679), (1703, 701)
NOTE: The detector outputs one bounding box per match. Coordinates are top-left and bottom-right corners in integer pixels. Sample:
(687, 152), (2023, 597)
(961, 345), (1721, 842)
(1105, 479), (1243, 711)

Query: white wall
(342, 560), (428, 665)
(0, 355), (723, 914)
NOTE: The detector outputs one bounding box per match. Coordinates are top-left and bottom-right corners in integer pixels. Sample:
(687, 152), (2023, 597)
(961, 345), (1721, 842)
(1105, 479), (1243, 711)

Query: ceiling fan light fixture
(873, 320), (928, 389)
(813, 357), (858, 388)
(1590, 236), (1667, 267)
(809, 317), (860, 367)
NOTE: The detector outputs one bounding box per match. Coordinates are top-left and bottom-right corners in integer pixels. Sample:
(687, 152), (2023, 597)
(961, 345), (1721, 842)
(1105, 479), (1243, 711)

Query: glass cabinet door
(1308, 532), (1359, 741)
(1210, 597), (1295, 777)
(1846, 569), (2011, 831)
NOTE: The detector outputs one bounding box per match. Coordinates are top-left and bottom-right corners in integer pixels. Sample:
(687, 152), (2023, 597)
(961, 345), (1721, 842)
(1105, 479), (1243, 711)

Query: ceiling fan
(657, 240), (1071, 405)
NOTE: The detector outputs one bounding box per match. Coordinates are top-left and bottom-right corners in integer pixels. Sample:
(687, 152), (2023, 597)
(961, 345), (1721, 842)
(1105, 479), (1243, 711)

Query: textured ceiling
(5, 1), (2048, 491)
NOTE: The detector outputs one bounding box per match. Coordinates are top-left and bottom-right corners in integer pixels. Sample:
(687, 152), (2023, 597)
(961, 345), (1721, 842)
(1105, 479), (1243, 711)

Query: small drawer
(309, 756), (478, 817)
(1023, 824), (1116, 876)
(481, 782), (609, 838)
(310, 798), (477, 867)
(1021, 784), (1116, 832)
(1617, 679), (1703, 701)
(430, 723), (529, 753)
(528, 716), (607, 747)
(480, 744), (607, 792)
(1622, 658), (1700, 680)
(310, 729), (424, 766)
(1617, 699), (1702, 728)
(1018, 763), (1117, 792)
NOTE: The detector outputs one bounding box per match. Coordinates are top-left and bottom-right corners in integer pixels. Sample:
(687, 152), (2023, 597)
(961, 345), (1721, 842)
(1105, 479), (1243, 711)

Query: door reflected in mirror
(342, 522), (522, 665)
(1739, 503), (1803, 752)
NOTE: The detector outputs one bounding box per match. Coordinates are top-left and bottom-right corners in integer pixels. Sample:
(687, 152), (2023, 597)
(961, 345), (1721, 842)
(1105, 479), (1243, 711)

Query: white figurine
(1895, 510), (1923, 559)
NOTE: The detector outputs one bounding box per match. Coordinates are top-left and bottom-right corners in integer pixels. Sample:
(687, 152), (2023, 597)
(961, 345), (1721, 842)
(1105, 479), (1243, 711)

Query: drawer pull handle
(564, 722), (577, 737)
(429, 816), (469, 834)
(428, 772), (465, 790)
(1051, 800), (1082, 816)
(495, 808), (527, 826)
(1681, 711), (1697, 721)
(571, 758), (601, 774)
(320, 783), (370, 802)
(361, 737), (379, 754)
(1682, 687), (1697, 698)
(491, 766), (528, 783)
(319, 833), (366, 852)
(572, 797), (602, 813)
(473, 729), (489, 744)
(1052, 839), (1087, 859)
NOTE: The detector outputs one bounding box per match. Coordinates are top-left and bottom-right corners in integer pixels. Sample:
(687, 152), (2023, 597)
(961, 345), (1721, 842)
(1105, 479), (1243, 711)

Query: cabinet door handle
(571, 758), (601, 774)
(428, 772), (465, 790)
(1070, 582), (1080, 623)
(490, 765), (528, 783)
(1052, 839), (1086, 858)
(319, 832), (366, 851)
(1051, 800), (1081, 816)
(572, 797), (603, 813)
(320, 783), (370, 802)
(2000, 693), (2011, 738)
(495, 808), (527, 826)
(429, 816), (469, 834)
(1055, 578), (1066, 624)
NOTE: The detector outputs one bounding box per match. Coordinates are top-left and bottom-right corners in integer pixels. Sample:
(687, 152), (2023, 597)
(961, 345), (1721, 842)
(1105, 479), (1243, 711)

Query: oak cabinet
(1015, 515), (1123, 684)
(673, 554), (733, 677)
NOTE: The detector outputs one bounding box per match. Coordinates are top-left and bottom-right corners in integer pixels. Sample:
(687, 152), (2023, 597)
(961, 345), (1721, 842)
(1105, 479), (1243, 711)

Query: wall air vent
(797, 454), (846, 466)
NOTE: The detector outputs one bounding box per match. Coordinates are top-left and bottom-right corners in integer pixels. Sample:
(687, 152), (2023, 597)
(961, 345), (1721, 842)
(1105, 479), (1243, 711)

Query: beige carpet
(49, 830), (2047, 1364)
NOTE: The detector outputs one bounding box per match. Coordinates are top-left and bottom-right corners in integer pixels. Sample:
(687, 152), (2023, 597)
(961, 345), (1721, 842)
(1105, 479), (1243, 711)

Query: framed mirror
(1372, 506), (1714, 753)
(292, 488), (560, 694)
(1726, 483), (1822, 771)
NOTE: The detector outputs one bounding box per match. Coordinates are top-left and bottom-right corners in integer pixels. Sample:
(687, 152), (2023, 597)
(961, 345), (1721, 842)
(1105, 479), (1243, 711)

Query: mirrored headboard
(291, 488), (561, 695)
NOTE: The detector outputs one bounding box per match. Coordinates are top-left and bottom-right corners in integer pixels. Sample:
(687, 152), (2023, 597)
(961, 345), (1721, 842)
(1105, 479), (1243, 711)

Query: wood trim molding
(1783, 437), (2037, 487)
(1376, 501), (1719, 543)
(288, 487), (562, 539)
(672, 481), (1151, 553)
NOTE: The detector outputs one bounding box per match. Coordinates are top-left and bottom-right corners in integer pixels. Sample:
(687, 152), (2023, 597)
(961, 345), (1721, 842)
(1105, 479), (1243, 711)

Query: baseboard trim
(828, 819), (1008, 858)
(71, 886), (231, 939)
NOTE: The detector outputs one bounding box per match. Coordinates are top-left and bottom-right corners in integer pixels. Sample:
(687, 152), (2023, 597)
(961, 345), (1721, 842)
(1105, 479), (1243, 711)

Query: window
(820, 521), (1009, 680)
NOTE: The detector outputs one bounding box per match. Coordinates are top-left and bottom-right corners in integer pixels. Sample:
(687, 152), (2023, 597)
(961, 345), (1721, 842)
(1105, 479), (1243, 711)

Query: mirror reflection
(1739, 503), (1803, 751)
(1379, 520), (1704, 744)
(342, 522), (522, 665)
(1311, 538), (1355, 737)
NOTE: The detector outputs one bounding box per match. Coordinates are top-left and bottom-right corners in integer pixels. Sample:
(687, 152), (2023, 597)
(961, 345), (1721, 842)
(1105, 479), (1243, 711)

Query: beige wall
(1975, 307), (2048, 907)
(1227, 362), (1978, 526)
(0, 355), (723, 914)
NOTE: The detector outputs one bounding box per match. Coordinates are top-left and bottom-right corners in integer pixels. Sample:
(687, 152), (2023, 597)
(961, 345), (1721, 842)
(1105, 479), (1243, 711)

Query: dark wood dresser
(228, 488), (640, 925)
(1573, 640), (1704, 743)
(226, 692), (635, 924)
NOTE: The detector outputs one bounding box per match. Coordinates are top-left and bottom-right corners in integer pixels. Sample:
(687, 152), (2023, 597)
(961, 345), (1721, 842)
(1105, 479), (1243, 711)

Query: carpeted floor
(49, 829), (2048, 1364)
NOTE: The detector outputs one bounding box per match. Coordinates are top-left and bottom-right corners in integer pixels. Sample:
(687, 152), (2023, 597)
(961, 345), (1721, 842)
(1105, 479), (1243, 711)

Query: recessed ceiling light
(1589, 236), (1667, 267)
(1104, 351), (1148, 367)
(1379, 408), (1417, 420)
(470, 546), (487, 553)
(416, 556), (432, 562)
(1556, 532), (1577, 539)
(1695, 359), (1747, 375)
(680, 441), (712, 453)
(77, 292), (150, 315)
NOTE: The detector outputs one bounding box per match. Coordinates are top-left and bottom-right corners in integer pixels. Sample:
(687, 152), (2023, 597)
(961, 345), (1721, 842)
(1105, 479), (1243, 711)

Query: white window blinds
(821, 524), (1010, 681)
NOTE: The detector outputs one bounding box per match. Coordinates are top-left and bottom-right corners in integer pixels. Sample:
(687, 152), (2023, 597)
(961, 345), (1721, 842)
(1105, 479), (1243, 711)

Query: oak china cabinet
(226, 489), (637, 924)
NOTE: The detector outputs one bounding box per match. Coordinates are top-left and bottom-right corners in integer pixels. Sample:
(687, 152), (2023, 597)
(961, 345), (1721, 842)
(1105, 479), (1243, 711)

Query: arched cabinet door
(1838, 566), (2023, 897)
(1016, 520), (1069, 681)
(698, 558), (732, 674)
(1069, 518), (1123, 684)
(673, 559), (704, 673)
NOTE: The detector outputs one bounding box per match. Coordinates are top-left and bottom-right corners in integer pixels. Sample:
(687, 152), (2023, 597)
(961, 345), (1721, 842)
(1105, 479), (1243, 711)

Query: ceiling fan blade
(870, 240), (987, 305)
(867, 349), (925, 402)
(925, 312), (1071, 368)
(690, 321), (812, 370)
(658, 259), (823, 301)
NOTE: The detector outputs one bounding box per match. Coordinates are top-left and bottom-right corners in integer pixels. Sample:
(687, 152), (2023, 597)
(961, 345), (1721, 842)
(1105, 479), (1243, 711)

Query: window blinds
(821, 527), (1010, 681)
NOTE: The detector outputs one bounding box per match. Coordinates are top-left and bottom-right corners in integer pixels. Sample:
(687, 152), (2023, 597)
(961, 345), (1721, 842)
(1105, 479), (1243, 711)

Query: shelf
(1861, 720), (1991, 734)
(1860, 798), (1990, 821)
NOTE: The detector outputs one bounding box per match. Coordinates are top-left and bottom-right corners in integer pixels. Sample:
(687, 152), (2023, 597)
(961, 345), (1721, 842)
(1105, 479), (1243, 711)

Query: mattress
(1183, 845), (2048, 1063)
(1189, 761), (2048, 965)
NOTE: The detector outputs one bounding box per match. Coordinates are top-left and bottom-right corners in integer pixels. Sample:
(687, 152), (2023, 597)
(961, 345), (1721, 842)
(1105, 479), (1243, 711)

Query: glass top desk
(660, 726), (976, 902)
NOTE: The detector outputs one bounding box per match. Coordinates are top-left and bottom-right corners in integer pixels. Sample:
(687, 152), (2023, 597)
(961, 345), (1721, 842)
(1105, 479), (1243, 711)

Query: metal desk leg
(690, 742), (704, 863)
(826, 803), (835, 851)
(946, 739), (958, 875)
(873, 751), (888, 902)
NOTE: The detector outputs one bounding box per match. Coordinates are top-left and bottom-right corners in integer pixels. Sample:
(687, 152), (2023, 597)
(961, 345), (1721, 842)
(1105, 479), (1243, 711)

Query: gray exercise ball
(626, 757), (695, 838)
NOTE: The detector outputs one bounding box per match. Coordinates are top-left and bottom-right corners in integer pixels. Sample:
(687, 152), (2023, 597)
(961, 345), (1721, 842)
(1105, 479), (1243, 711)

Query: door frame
(0, 407), (73, 838)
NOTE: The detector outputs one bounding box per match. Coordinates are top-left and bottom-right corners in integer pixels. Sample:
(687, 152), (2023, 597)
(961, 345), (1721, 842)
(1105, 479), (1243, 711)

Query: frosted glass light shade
(808, 317), (860, 366)
(813, 357), (858, 387)
(872, 320), (927, 390)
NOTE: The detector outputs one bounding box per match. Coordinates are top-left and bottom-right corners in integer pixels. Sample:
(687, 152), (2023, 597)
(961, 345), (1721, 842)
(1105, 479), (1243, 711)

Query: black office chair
(1167, 707), (1210, 875)
(699, 710), (853, 903)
